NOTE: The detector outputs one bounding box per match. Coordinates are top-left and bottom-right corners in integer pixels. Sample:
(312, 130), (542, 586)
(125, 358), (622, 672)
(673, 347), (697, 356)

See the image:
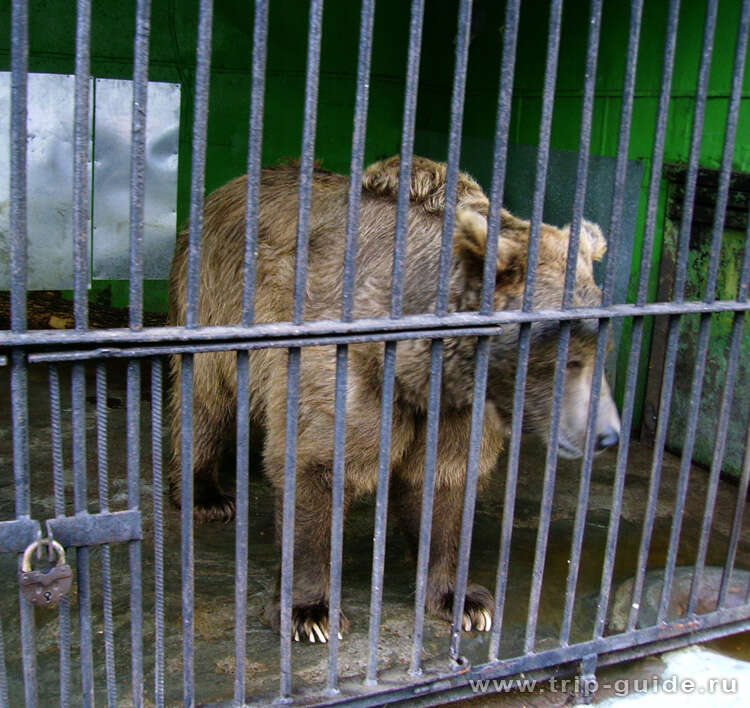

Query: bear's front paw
(428, 583), (494, 632)
(264, 601), (349, 643)
(460, 586), (493, 632)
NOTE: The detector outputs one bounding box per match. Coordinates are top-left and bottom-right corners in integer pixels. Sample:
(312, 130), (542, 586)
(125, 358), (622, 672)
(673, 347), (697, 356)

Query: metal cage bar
(527, 0), (606, 649)
(0, 616), (7, 708)
(234, 350), (251, 704)
(9, 0), (37, 702)
(242, 0), (269, 328)
(182, 1), (214, 703)
(558, 0), (607, 645)
(71, 3), (94, 703)
(328, 0), (375, 692)
(519, 0), (564, 654)
(49, 365), (72, 706)
(593, 0), (645, 641)
(720, 420), (750, 608)
(413, 0), (474, 671)
(95, 363), (118, 708)
(658, 0), (747, 625)
(628, 0), (715, 632)
(366, 0), (425, 685)
(125, 357), (143, 707)
(234, 3), (268, 703)
(279, 0), (323, 699)
(716, 201), (750, 609)
(0, 0), (749, 704)
(486, 0), (521, 662)
(151, 358), (166, 708)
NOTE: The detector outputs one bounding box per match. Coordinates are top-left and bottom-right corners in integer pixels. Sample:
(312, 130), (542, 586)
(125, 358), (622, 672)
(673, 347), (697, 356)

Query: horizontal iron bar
(1, 299), (747, 353)
(0, 517), (41, 554)
(309, 605), (750, 708)
(359, 617), (750, 708)
(26, 326), (502, 363)
(475, 603), (750, 680)
(46, 510), (142, 548)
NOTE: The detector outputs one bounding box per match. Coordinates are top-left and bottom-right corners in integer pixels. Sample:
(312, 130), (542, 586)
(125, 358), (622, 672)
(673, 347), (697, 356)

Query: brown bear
(167, 155), (621, 642)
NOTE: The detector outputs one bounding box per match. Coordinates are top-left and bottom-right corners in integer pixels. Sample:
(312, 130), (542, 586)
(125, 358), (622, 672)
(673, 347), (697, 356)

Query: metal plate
(0, 73), (179, 290)
(0, 72), (88, 290)
(92, 78), (180, 279)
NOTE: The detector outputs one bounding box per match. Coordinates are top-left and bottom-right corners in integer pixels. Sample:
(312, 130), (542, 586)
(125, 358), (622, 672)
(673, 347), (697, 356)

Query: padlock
(18, 538), (73, 607)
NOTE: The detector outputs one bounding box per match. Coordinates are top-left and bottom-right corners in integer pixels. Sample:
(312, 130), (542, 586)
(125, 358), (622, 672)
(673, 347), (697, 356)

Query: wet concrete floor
(0, 361), (748, 706)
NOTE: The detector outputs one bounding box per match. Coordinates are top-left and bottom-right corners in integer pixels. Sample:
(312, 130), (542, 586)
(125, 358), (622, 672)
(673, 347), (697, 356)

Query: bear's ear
(454, 209), (526, 288)
(580, 220), (607, 261)
(453, 208), (488, 259)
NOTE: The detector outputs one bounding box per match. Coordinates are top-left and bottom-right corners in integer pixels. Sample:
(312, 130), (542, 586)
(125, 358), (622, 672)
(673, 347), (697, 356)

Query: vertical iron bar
(72, 2), (94, 700)
(659, 0), (745, 624)
(365, 341), (397, 685)
(73, 0), (91, 331)
(126, 358), (143, 708)
(691, 4), (750, 610)
(593, 0), (644, 640)
(531, 0), (602, 650)
(151, 359), (166, 708)
(129, 0), (151, 329)
(595, 0), (676, 639)
(180, 355), (195, 707)
(341, 0), (375, 324)
(410, 340), (444, 674)
(280, 0), (323, 700)
(628, 0), (714, 632)
(185, 0), (214, 329)
(435, 0), (473, 316)
(516, 0), (564, 655)
(0, 616), (7, 708)
(10, 1), (37, 699)
(485, 0), (521, 662)
(329, 0), (375, 690)
(719, 421), (750, 608)
(367, 0), (424, 683)
(416, 0), (472, 672)
(279, 348), (300, 701)
(183, 2), (213, 704)
(235, 1), (267, 703)
(389, 0), (425, 319)
(327, 344), (348, 692)
(50, 365), (72, 707)
(9, 0), (28, 334)
(234, 352), (250, 705)
(96, 364), (117, 708)
(717, 200), (750, 608)
(126, 12), (150, 701)
(242, 0), (268, 326)
(448, 337), (490, 662)
(688, 311), (746, 613)
(291, 0), (324, 327)
(72, 363), (94, 707)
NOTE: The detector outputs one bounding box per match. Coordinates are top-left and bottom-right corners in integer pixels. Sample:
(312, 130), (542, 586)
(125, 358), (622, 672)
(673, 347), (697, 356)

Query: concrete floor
(0, 361), (748, 706)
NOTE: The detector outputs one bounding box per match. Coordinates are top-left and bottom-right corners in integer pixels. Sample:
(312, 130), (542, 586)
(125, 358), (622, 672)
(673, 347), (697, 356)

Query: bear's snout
(595, 426), (619, 451)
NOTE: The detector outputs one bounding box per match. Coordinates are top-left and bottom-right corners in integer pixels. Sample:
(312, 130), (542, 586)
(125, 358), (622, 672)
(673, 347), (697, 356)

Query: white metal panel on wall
(0, 73), (180, 290)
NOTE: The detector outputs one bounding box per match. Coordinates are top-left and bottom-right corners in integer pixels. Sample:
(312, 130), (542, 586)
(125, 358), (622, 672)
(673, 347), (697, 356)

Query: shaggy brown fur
(167, 156), (620, 641)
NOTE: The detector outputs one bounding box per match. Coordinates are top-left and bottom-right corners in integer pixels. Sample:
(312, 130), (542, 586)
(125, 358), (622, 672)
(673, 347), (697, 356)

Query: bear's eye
(567, 360), (583, 371)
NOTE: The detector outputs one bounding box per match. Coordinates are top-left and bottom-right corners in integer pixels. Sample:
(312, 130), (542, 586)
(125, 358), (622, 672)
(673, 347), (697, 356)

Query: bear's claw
(462, 608), (492, 632)
(286, 603), (348, 643)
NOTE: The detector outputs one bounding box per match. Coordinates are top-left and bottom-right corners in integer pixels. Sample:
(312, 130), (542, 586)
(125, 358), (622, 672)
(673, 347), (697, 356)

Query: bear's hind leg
(391, 475), (493, 632)
(188, 399), (237, 522)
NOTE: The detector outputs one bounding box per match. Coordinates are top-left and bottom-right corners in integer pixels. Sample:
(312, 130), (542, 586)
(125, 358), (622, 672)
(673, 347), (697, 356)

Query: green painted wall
(2, 0), (748, 459)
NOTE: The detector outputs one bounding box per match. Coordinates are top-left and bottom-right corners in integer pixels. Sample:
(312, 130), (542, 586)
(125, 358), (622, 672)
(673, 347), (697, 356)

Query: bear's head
(454, 208), (621, 459)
